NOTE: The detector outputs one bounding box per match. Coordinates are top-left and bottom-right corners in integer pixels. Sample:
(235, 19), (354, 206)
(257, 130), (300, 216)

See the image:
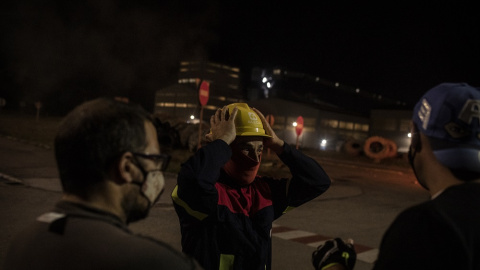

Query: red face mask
(223, 145), (261, 186)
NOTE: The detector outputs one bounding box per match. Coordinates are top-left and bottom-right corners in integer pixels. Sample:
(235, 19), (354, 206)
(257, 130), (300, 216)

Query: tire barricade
(363, 136), (398, 161)
(342, 139), (363, 156)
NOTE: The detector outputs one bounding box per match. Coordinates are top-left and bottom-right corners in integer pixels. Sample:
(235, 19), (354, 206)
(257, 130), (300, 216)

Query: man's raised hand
(205, 106), (238, 145)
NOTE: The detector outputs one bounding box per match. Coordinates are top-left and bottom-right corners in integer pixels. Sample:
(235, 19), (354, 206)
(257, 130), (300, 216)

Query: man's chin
(126, 208), (150, 224)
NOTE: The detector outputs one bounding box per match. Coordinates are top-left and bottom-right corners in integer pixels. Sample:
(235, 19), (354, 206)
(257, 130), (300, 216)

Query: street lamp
(320, 139), (327, 150)
(261, 76), (274, 98)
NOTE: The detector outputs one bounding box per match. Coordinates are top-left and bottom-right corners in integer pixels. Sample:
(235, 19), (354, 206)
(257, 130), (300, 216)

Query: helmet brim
(237, 132), (272, 138)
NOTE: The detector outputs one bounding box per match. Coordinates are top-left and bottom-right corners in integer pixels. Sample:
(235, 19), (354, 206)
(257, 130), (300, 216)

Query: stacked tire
(363, 136), (398, 161)
(342, 139), (363, 156)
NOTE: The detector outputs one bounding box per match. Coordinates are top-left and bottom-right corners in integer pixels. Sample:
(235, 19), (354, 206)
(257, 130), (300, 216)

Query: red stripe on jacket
(215, 180), (273, 217)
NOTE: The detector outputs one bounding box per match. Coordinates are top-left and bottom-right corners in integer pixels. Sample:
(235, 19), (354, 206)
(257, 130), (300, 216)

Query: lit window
(399, 119), (411, 132)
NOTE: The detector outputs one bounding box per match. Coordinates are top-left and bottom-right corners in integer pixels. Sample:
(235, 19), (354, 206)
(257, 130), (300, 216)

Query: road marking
(272, 223), (378, 264)
(0, 172), (23, 184)
(274, 230), (316, 239)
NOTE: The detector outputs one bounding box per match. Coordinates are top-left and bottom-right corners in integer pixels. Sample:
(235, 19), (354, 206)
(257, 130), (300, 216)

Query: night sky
(210, 2), (480, 106)
(1, 1), (479, 113)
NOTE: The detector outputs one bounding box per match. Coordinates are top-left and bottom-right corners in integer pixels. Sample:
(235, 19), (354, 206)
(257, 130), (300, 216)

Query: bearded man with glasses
(4, 98), (202, 270)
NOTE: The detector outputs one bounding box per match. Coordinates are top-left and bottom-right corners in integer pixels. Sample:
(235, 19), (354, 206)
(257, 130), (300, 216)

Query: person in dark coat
(173, 103), (331, 270)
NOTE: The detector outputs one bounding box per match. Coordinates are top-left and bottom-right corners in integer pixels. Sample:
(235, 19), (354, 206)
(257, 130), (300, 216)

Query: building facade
(248, 98), (370, 151)
(154, 61), (245, 123)
(154, 62), (413, 152)
(369, 109), (413, 153)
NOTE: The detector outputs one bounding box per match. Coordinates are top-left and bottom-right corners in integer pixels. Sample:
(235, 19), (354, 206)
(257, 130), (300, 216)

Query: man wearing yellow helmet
(172, 103), (331, 270)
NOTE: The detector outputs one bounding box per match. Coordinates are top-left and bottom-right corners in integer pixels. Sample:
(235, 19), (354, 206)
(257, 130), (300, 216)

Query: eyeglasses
(132, 153), (171, 171)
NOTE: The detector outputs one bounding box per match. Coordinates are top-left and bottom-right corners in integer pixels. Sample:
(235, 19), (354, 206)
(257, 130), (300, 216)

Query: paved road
(0, 136), (429, 269)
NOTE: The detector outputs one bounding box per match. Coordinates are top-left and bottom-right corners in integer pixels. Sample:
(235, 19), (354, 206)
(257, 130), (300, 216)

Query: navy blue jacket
(172, 140), (331, 270)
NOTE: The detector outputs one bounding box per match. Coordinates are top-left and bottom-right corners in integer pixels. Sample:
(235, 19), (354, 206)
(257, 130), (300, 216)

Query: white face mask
(140, 170), (165, 206)
(126, 169), (165, 224)
(125, 153), (166, 224)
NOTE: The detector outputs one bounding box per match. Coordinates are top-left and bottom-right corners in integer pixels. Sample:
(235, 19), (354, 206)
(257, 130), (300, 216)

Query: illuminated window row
(155, 102), (228, 113)
(321, 119), (369, 132)
(179, 68), (200, 72)
(178, 78), (198, 84)
(207, 62), (240, 72)
(177, 78), (239, 86)
(155, 102), (197, 108)
(227, 84), (239, 89)
(180, 61), (199, 66)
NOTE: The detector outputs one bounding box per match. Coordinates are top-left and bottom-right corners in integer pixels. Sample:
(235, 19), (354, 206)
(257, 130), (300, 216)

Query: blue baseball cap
(412, 82), (480, 173)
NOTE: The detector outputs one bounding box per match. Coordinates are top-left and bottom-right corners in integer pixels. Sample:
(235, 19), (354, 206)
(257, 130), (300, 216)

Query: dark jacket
(172, 140), (331, 270)
(374, 182), (480, 269)
(4, 201), (202, 270)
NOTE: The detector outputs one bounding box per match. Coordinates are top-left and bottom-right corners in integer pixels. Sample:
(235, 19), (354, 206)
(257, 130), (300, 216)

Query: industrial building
(154, 61), (413, 153)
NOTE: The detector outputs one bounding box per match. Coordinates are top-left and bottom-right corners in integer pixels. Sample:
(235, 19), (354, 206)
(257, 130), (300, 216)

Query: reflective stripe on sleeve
(219, 254), (234, 270)
(282, 206), (296, 214)
(171, 185), (209, 221)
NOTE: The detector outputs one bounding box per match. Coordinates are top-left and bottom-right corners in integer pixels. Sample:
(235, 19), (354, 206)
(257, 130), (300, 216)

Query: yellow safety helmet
(226, 103), (271, 137)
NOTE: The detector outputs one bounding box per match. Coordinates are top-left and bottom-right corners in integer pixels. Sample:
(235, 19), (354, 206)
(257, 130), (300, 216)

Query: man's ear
(411, 124), (422, 152)
(114, 152), (135, 184)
